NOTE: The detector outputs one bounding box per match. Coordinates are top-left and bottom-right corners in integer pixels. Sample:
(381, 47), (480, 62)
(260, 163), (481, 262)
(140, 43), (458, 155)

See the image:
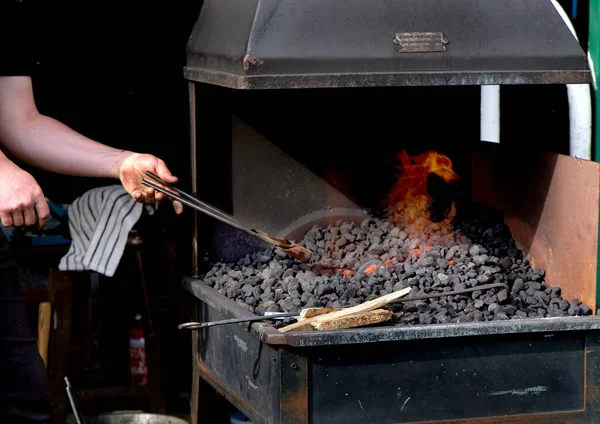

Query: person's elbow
(0, 76), (41, 147)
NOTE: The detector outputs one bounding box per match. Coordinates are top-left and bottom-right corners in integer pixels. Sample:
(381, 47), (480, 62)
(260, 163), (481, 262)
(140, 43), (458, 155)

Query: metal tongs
(142, 171), (312, 262)
(65, 377), (86, 424)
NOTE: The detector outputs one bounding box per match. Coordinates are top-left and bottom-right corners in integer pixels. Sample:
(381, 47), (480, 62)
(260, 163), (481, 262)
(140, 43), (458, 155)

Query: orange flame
(384, 150), (460, 231)
(333, 150), (463, 278)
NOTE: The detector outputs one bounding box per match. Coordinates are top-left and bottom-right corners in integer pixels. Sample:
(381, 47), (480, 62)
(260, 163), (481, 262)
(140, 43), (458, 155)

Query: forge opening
(200, 175), (591, 327)
(193, 86), (598, 329)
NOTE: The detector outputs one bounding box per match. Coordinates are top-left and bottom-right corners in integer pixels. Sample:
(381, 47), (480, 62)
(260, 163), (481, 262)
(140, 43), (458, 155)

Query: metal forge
(182, 1), (600, 423)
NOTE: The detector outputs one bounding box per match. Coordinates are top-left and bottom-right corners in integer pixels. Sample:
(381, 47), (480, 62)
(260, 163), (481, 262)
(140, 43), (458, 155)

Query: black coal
(201, 204), (592, 327)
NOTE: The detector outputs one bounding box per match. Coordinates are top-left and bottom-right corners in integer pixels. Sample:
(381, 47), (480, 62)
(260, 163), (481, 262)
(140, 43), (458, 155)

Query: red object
(129, 313), (148, 386)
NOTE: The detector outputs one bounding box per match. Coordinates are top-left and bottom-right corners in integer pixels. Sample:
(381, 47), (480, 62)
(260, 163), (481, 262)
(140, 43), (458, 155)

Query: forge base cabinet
(185, 279), (600, 424)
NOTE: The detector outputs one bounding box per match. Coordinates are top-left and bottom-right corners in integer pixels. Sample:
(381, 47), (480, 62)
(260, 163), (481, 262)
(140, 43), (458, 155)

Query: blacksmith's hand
(117, 153), (183, 214)
(0, 158), (50, 229)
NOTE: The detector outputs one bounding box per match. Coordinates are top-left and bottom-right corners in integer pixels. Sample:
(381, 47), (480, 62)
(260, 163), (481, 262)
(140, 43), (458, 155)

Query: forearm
(0, 112), (132, 179)
(0, 76), (181, 215)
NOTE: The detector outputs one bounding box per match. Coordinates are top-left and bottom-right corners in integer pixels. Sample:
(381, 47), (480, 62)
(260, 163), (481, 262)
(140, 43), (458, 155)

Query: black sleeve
(0, 0), (41, 77)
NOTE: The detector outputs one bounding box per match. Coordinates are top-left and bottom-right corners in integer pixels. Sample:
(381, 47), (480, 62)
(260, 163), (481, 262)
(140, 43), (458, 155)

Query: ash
(202, 204), (592, 326)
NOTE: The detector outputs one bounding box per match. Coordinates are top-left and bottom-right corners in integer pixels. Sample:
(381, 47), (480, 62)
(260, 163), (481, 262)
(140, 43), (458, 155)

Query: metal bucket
(67, 412), (189, 424)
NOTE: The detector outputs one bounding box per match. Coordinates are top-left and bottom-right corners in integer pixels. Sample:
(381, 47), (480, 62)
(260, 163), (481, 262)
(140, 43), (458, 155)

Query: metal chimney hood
(184, 0), (591, 89)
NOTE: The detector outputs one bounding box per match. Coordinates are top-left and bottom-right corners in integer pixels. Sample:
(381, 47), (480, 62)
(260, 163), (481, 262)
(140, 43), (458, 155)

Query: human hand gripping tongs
(141, 171), (312, 263)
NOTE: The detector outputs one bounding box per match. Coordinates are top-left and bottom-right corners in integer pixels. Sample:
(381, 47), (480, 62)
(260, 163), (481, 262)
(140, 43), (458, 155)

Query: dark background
(18, 0), (205, 415)
(28, 1), (202, 203)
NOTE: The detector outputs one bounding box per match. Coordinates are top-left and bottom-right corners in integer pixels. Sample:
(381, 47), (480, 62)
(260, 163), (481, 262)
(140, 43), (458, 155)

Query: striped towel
(58, 185), (157, 277)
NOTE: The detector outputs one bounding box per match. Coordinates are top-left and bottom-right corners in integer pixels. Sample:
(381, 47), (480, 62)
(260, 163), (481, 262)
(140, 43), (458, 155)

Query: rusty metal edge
(183, 277), (600, 347)
(194, 356), (271, 424)
(279, 350), (309, 424)
(183, 67), (591, 89)
(279, 316), (600, 347)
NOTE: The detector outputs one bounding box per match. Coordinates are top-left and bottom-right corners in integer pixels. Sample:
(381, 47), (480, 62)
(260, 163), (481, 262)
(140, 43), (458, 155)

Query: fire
(384, 150), (460, 230)
(334, 150), (463, 278)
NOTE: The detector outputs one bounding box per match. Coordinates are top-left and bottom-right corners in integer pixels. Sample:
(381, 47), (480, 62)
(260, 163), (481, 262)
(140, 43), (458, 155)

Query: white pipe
(551, 0), (578, 39)
(551, 0), (592, 160)
(480, 85), (500, 143)
(590, 51), (598, 92)
(567, 84), (593, 159)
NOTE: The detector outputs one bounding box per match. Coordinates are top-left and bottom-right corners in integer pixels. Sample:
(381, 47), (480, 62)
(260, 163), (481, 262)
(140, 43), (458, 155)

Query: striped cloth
(58, 185), (156, 277)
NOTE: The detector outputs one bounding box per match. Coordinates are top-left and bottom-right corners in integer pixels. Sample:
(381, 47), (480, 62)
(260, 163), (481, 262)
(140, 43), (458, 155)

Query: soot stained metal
(184, 0), (590, 89)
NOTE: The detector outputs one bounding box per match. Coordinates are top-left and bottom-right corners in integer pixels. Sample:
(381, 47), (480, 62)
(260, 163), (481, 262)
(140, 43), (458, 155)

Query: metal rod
(389, 282), (508, 304)
(142, 179), (254, 236)
(178, 283), (508, 330)
(65, 377), (86, 424)
(143, 172), (239, 225)
(146, 171), (237, 224)
(178, 312), (300, 330)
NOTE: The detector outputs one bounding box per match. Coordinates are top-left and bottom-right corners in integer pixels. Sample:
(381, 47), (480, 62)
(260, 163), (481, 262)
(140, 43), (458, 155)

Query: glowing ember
(363, 264), (378, 275)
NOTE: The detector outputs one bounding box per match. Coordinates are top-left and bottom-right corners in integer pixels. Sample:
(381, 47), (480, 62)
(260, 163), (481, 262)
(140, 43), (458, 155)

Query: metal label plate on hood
(394, 32), (449, 52)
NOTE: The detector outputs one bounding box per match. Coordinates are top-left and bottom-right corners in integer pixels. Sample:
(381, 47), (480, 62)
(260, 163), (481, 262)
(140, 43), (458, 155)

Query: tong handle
(142, 178), (244, 230)
(143, 172), (288, 245)
(144, 172), (235, 224)
(142, 172), (312, 262)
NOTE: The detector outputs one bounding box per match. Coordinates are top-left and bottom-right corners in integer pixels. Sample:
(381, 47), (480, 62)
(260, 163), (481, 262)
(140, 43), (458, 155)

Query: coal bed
(200, 203), (592, 328)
